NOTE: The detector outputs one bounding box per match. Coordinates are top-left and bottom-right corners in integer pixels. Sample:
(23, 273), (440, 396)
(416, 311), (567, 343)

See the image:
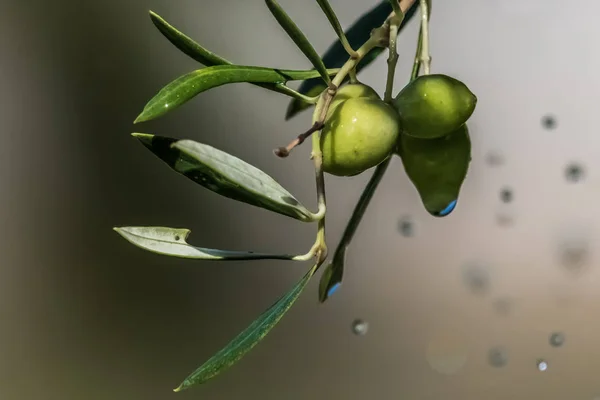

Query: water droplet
(549, 332), (565, 347)
(485, 151), (505, 167)
(351, 319), (368, 336)
(537, 359), (548, 371)
(496, 211), (515, 227)
(327, 282), (341, 297)
(164, 103), (169, 108)
(426, 332), (468, 375)
(463, 264), (491, 295)
(500, 187), (513, 203)
(558, 239), (589, 274)
(431, 200), (457, 217)
(565, 163), (584, 183)
(398, 216), (415, 237)
(488, 346), (508, 368)
(492, 297), (512, 316)
(541, 114), (557, 130)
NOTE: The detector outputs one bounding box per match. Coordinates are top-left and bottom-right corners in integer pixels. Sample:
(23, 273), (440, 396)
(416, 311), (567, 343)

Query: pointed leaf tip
(131, 132), (154, 146)
(174, 263), (319, 390)
(133, 113), (147, 124)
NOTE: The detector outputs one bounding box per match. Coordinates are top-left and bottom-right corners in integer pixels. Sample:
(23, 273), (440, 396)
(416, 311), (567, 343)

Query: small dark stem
(274, 122), (324, 158)
(274, 88), (335, 158)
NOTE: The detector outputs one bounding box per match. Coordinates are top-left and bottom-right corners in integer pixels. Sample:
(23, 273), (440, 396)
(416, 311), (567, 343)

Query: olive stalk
(315, 0), (359, 59)
(309, 92), (331, 266)
(384, 14), (402, 103)
(419, 0), (431, 74)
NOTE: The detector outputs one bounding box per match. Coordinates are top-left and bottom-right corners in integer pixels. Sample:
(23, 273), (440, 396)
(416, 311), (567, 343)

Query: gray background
(1, 0), (598, 399)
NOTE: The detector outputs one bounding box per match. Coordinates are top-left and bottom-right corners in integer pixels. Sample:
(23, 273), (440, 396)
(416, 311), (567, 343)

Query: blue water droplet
(537, 359), (548, 371)
(327, 282), (341, 298)
(432, 200), (457, 217)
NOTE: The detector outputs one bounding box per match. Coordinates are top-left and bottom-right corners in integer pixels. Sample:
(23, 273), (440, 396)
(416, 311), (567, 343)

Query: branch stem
(419, 0), (431, 74)
(384, 18), (400, 102)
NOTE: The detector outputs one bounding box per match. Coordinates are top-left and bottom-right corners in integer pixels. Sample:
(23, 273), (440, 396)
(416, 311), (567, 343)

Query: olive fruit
(320, 97), (400, 177)
(393, 74), (477, 139)
(327, 82), (381, 115)
(397, 124), (471, 217)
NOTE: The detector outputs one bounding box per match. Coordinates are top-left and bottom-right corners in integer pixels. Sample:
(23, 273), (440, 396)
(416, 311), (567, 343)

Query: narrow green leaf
(114, 226), (301, 261)
(174, 263), (319, 391)
(149, 10), (305, 100)
(149, 10), (230, 66)
(265, 0), (331, 85)
(132, 133), (314, 222)
(315, 0), (354, 55)
(135, 65), (338, 123)
(285, 1), (419, 120)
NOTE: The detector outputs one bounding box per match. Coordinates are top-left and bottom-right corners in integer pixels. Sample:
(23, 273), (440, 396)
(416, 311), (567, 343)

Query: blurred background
(2, 0), (600, 399)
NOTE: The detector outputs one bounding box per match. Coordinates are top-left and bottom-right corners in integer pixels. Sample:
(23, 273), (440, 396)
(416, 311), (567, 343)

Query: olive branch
(114, 0), (476, 394)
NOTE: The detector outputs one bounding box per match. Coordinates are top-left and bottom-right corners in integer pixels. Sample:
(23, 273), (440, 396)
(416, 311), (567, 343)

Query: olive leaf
(174, 262), (319, 392)
(397, 124), (472, 217)
(134, 65), (339, 123)
(114, 226), (303, 261)
(149, 10), (229, 66)
(148, 10), (314, 101)
(285, 1), (419, 120)
(264, 0), (331, 85)
(315, 0), (354, 55)
(132, 133), (314, 222)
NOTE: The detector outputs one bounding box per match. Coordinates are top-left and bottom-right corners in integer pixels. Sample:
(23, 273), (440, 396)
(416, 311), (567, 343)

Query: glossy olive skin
(393, 74), (477, 139)
(327, 82), (381, 115)
(397, 124), (471, 217)
(321, 97), (400, 177)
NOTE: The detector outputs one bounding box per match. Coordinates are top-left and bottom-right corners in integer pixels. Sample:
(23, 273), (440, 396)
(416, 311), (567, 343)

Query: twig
(384, 17), (401, 102)
(419, 0), (431, 74)
(274, 122), (324, 158)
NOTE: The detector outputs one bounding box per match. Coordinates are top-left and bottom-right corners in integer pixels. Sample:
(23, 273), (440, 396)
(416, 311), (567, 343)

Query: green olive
(320, 97), (400, 177)
(397, 124), (471, 217)
(393, 74), (477, 139)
